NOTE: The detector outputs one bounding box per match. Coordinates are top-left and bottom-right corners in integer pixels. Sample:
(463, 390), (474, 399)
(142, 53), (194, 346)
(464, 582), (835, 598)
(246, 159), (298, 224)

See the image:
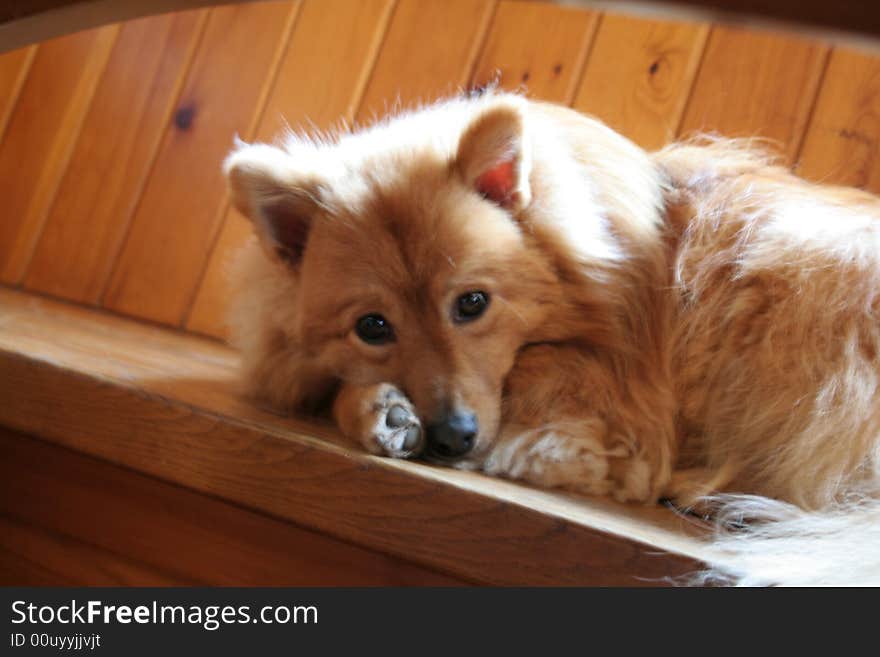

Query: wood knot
(174, 104), (196, 131)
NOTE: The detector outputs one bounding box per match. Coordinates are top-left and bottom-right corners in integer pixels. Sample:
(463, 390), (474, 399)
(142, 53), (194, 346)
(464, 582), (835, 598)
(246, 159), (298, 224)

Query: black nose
(427, 411), (478, 458)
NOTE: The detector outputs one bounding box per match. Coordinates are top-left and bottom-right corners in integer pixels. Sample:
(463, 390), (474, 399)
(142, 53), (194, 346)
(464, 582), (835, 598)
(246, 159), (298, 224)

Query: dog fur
(223, 92), (880, 586)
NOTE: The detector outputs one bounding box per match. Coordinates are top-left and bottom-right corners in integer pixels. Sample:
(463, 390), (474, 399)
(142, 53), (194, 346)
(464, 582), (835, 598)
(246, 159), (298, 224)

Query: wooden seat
(4, 0), (880, 585)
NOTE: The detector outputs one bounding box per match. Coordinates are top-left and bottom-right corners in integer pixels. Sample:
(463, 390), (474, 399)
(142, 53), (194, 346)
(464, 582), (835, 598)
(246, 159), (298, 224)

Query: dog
(223, 91), (880, 586)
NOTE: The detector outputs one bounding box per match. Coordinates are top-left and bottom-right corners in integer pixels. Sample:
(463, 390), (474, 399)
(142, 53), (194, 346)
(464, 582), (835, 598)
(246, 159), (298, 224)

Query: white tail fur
(693, 493), (880, 586)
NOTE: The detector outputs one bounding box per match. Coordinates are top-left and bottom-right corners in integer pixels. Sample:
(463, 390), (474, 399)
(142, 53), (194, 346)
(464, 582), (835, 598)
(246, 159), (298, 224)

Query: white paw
(484, 424), (621, 496)
(364, 385), (424, 459)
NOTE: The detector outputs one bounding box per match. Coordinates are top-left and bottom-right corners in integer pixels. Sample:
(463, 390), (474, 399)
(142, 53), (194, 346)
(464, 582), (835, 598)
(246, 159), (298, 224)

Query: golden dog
(224, 92), (880, 585)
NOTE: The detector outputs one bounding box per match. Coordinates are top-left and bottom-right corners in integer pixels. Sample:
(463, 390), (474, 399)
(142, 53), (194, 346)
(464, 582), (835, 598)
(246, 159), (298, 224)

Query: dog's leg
(662, 463), (741, 511)
(332, 382), (424, 458)
(480, 343), (674, 503)
(482, 421), (655, 502)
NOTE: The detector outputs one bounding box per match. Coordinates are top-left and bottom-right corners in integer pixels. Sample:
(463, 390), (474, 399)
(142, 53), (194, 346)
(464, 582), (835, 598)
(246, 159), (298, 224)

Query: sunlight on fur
(223, 91), (880, 586)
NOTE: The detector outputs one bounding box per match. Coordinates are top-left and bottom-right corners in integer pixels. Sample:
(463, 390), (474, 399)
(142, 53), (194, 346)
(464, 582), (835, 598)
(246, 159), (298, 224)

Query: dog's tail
(693, 492), (880, 586)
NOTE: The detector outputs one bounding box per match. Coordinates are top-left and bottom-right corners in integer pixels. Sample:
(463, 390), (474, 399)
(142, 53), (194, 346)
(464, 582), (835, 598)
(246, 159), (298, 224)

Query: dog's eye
(355, 314), (395, 345)
(454, 291), (490, 323)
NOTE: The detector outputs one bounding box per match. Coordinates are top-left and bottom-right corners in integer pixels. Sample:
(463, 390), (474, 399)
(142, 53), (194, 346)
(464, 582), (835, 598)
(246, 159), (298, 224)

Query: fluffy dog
(224, 92), (880, 585)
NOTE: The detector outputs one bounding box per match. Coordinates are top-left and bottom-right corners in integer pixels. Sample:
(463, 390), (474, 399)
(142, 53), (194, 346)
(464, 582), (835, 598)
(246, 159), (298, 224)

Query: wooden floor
(2, 0), (880, 341)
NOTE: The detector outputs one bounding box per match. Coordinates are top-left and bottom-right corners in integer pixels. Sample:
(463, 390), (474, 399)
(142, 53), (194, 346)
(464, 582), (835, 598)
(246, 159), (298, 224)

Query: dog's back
(656, 141), (880, 509)
(654, 141), (880, 584)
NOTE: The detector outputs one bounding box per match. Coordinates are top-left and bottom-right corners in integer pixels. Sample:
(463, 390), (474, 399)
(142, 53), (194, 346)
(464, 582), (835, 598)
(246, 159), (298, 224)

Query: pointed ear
(455, 102), (531, 212)
(224, 142), (320, 266)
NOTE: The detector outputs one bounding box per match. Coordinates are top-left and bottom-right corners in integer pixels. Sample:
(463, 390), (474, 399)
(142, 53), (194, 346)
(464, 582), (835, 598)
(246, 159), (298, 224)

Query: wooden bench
(4, 0), (880, 586)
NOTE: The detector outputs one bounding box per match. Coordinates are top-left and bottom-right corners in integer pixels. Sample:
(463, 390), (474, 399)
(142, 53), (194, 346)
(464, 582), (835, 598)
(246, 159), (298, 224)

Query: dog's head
(225, 97), (572, 461)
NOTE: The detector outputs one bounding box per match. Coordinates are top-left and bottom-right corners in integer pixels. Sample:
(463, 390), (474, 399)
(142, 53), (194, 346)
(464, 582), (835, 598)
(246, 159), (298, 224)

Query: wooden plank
(0, 287), (709, 585)
(573, 14), (709, 150)
(0, 25), (119, 285)
(184, 215), (253, 337)
(0, 45), (36, 145)
(101, 1), (299, 325)
(678, 25), (829, 162)
(356, 0), (496, 122)
(0, 514), (185, 586)
(23, 11), (207, 304)
(0, 427), (465, 585)
(796, 48), (880, 191)
(185, 0), (394, 338)
(469, 0), (598, 104)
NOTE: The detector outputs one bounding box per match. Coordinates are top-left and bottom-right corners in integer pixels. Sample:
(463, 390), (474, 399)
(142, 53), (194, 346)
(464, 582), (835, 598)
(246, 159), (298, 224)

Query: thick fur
(224, 92), (880, 586)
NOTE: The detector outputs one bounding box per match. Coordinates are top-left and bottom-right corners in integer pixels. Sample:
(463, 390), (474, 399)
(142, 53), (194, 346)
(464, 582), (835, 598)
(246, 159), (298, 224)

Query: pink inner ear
(475, 159), (516, 207)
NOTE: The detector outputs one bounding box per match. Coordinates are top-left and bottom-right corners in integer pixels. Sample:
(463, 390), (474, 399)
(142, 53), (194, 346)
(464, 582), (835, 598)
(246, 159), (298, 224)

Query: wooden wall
(2, 0), (880, 339)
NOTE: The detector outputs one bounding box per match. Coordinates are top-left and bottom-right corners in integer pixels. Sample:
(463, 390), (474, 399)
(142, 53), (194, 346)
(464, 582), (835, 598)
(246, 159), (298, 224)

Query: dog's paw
(335, 383), (424, 459)
(483, 422), (655, 501)
(367, 385), (424, 458)
(484, 430), (613, 496)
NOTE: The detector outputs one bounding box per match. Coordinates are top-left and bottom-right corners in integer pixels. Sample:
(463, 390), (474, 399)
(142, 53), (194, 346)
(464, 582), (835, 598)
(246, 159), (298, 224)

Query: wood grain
(573, 14), (709, 150)
(0, 514), (184, 586)
(185, 0), (394, 338)
(0, 45), (36, 145)
(0, 25), (118, 285)
(796, 48), (880, 191)
(101, 1), (299, 325)
(0, 427), (465, 585)
(0, 287), (709, 585)
(678, 25), (829, 162)
(23, 11), (207, 304)
(470, 0), (598, 104)
(356, 0), (496, 122)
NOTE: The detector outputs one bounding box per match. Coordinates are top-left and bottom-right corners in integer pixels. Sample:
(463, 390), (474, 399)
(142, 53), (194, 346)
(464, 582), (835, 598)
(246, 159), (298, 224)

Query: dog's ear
(456, 102), (531, 212)
(224, 142), (320, 266)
